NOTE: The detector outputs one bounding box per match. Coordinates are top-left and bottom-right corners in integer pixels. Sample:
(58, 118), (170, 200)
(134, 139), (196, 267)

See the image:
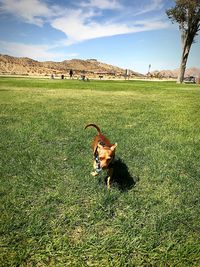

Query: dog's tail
(85, 124), (101, 133)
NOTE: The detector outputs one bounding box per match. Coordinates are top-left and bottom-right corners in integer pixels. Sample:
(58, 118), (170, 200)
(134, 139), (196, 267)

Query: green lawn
(0, 77), (200, 266)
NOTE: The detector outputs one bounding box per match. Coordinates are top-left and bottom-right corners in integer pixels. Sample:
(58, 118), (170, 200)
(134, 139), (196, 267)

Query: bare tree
(166, 0), (200, 83)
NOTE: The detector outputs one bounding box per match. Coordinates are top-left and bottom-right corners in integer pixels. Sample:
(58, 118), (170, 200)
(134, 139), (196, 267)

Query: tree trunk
(177, 38), (192, 84)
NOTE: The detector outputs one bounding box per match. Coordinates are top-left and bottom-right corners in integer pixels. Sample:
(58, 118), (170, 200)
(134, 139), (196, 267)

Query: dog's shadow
(103, 157), (138, 191)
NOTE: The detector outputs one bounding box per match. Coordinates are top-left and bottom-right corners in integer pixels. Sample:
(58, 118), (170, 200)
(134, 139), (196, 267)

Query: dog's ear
(111, 143), (117, 151)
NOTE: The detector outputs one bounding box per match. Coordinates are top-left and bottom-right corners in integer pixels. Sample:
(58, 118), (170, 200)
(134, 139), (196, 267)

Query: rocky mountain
(0, 54), (143, 78)
(150, 67), (200, 78)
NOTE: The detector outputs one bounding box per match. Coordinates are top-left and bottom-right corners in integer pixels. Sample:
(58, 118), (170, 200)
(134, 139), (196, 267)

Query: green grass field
(0, 77), (200, 266)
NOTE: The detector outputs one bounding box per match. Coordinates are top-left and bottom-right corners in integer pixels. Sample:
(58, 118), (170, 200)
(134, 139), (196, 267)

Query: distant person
(69, 69), (73, 79)
(125, 69), (130, 80)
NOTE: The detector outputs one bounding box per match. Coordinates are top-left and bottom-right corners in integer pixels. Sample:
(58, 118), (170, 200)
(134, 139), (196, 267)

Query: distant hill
(150, 67), (200, 78)
(0, 54), (143, 78)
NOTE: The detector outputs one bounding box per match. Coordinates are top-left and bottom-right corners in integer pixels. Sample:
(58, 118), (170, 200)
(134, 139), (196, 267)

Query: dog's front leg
(91, 171), (99, 176)
(91, 160), (99, 176)
(107, 168), (113, 189)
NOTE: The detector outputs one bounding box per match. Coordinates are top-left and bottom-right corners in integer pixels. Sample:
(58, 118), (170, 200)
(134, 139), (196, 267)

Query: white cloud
(0, 41), (69, 61)
(0, 0), (168, 46)
(51, 9), (168, 45)
(134, 0), (164, 16)
(0, 0), (63, 26)
(50, 0), (167, 45)
(79, 0), (122, 10)
(52, 9), (134, 45)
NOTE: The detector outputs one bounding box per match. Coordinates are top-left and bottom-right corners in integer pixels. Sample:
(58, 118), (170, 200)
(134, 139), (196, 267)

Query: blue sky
(0, 0), (199, 74)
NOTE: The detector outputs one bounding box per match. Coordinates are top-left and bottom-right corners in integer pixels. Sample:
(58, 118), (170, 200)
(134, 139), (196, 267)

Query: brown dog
(85, 124), (117, 189)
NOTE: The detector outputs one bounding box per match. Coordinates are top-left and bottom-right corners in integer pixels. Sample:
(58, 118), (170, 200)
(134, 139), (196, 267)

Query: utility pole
(148, 64), (151, 74)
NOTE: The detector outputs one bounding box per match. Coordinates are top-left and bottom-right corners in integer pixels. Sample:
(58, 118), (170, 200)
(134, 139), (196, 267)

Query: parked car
(184, 76), (196, 83)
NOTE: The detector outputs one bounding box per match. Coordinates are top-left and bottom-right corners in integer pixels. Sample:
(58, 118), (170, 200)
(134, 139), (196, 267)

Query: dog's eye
(99, 157), (104, 161)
